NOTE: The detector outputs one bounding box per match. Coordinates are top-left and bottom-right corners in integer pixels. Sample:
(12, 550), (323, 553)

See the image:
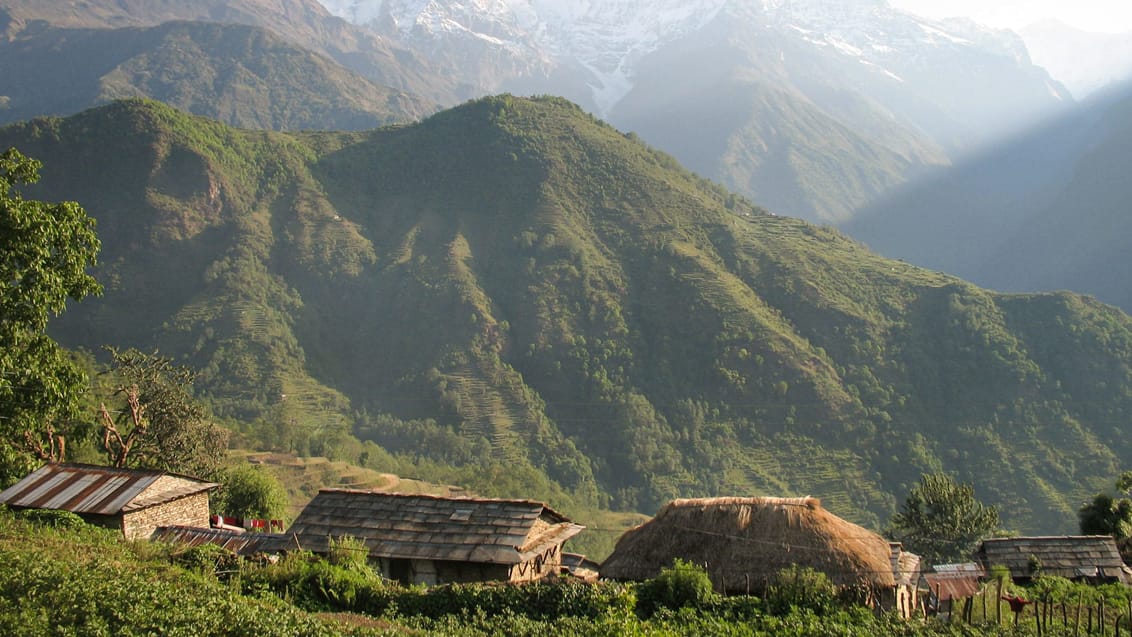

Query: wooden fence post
(996, 577), (1003, 625)
(982, 585), (988, 624)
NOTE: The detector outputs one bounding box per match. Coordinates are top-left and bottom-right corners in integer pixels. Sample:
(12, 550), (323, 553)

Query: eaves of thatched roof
(600, 496), (898, 589)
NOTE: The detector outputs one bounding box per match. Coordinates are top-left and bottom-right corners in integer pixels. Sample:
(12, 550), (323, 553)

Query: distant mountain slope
(5, 98), (1131, 534)
(0, 20), (434, 129)
(0, 0), (457, 103)
(1021, 20), (1132, 98)
(844, 82), (1132, 313)
(317, 0), (1068, 222)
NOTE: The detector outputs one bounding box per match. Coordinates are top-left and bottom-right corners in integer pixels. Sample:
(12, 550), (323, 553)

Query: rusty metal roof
(0, 463), (218, 516)
(979, 536), (1130, 583)
(287, 489), (583, 564)
(151, 526), (296, 555)
(922, 563), (986, 600)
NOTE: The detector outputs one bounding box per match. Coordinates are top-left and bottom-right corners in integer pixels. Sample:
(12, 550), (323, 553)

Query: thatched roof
(600, 497), (898, 590)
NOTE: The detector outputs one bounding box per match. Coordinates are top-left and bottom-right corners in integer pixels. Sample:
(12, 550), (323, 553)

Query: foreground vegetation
(2, 508), (1129, 636)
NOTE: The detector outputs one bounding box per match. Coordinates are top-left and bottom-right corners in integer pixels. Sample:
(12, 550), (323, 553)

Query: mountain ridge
(844, 81), (1132, 313)
(0, 19), (435, 129)
(6, 97), (1131, 533)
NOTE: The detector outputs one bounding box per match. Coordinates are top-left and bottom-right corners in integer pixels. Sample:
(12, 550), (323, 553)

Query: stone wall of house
(149, 474), (203, 494)
(121, 492), (211, 540)
(510, 544), (563, 583)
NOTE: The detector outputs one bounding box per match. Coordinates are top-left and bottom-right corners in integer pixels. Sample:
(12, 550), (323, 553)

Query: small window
(450, 508), (473, 521)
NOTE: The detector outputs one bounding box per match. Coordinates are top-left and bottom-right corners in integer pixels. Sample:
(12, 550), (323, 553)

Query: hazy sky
(888, 0), (1132, 33)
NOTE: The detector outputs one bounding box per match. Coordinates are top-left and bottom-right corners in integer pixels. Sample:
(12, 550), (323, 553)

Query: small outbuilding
(285, 489), (584, 585)
(0, 463), (218, 540)
(978, 536), (1132, 584)
(151, 525), (295, 555)
(600, 496), (919, 615)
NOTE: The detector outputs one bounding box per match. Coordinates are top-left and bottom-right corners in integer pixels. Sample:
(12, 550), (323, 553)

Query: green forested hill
(5, 97), (1131, 533)
(0, 20), (435, 130)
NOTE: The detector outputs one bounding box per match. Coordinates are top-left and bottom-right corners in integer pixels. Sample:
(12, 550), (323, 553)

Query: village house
(283, 489), (584, 585)
(0, 463), (218, 540)
(978, 536), (1132, 585)
(600, 496), (921, 618)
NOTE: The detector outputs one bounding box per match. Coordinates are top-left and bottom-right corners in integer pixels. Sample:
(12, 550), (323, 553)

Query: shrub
(173, 543), (239, 577)
(635, 558), (717, 618)
(327, 535), (370, 573)
(16, 508), (86, 529)
(214, 464), (289, 522)
(765, 565), (837, 615)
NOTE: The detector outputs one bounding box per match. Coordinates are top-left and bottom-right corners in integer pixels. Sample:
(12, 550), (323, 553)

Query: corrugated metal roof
(979, 536), (1130, 583)
(923, 572), (983, 600)
(151, 526), (296, 555)
(287, 489), (583, 564)
(922, 563), (986, 600)
(0, 464), (217, 516)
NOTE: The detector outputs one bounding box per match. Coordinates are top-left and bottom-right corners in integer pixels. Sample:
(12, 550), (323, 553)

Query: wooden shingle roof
(286, 489), (583, 564)
(0, 463), (217, 515)
(979, 536), (1131, 583)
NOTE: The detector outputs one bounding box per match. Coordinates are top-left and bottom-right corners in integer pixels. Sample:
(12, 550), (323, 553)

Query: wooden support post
(996, 577), (1003, 625)
(982, 585), (988, 625)
(1036, 600), (1043, 637)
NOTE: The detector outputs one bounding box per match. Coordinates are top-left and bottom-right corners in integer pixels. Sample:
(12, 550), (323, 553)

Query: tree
(0, 148), (101, 482)
(213, 464), (289, 522)
(887, 472), (999, 566)
(1078, 471), (1132, 539)
(99, 348), (229, 478)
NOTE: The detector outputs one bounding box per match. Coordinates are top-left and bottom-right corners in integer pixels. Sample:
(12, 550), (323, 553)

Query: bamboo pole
(1076, 596), (1083, 637)
(1036, 600), (1042, 637)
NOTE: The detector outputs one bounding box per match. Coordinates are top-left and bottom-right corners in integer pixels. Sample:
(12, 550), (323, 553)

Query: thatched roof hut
(600, 497), (898, 592)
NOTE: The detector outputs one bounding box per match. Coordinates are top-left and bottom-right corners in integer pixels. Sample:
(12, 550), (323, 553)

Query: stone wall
(121, 492), (211, 540)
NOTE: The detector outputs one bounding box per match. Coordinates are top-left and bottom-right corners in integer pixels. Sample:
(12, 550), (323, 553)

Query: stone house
(978, 536), (1132, 584)
(0, 463), (218, 540)
(285, 489), (584, 585)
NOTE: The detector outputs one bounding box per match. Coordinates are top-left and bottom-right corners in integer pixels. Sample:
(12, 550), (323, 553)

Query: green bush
(765, 565), (838, 616)
(16, 508), (86, 529)
(328, 535), (371, 573)
(635, 559), (717, 618)
(173, 543), (239, 577)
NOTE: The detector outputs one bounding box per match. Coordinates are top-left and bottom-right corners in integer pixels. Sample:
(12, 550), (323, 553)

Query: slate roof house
(0, 463), (218, 540)
(978, 536), (1132, 584)
(286, 489), (584, 585)
(600, 496), (921, 617)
